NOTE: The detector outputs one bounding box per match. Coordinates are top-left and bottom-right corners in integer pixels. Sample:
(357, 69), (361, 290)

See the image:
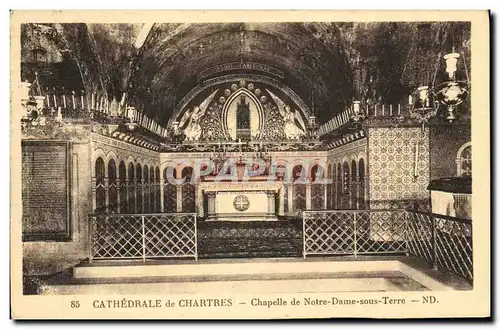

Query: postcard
(10, 10), (490, 319)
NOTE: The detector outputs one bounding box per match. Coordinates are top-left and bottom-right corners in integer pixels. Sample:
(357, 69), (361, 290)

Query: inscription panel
(22, 141), (71, 241)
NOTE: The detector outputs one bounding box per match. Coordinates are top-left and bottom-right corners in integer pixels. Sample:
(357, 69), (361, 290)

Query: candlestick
(85, 93), (90, 111)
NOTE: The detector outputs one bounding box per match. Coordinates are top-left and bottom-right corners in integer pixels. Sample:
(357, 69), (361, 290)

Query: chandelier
(351, 100), (366, 123)
(408, 49), (470, 130)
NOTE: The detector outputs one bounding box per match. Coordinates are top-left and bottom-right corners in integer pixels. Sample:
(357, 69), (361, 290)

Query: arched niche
(221, 88), (264, 140)
(169, 76), (312, 142)
(172, 73), (312, 126)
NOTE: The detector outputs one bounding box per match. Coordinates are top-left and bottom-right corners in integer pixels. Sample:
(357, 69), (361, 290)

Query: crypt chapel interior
(19, 22), (473, 293)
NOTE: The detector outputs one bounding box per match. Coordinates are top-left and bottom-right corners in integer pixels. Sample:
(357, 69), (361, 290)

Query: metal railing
(303, 209), (473, 281)
(89, 213), (197, 262)
(302, 210), (407, 257)
(406, 210), (472, 281)
(88, 209), (472, 281)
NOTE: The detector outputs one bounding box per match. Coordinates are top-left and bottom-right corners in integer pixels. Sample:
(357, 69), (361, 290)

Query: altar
(197, 181), (284, 221)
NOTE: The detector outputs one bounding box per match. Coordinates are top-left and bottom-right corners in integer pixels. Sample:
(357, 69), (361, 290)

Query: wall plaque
(21, 140), (71, 241)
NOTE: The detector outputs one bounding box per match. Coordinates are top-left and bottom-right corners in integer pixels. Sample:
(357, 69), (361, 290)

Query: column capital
(206, 191), (217, 198)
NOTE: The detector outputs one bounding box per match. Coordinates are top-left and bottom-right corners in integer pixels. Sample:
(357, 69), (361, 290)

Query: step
(74, 257), (401, 279)
(40, 271), (427, 295)
(39, 256), (472, 295)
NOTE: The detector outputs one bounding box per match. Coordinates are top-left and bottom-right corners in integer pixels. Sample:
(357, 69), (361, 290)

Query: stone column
(116, 178), (121, 213)
(324, 184), (328, 210)
(160, 178), (165, 212)
(196, 185), (204, 218)
(334, 176), (338, 209)
(267, 191), (276, 215)
(91, 177), (97, 212)
(176, 185), (183, 213)
(287, 184), (293, 215)
(306, 183), (312, 210)
(104, 178), (110, 212)
(278, 186), (285, 216)
(355, 181), (360, 210)
(206, 191), (216, 219)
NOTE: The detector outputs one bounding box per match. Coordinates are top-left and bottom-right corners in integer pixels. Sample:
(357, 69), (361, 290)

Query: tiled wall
(368, 127), (430, 210)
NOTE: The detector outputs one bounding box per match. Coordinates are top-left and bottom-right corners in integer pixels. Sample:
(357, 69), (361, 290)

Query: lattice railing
(407, 210), (472, 281)
(303, 209), (473, 281)
(89, 213), (197, 262)
(302, 210), (407, 257)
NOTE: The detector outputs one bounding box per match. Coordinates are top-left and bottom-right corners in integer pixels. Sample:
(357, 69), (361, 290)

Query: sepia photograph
(10, 10), (490, 319)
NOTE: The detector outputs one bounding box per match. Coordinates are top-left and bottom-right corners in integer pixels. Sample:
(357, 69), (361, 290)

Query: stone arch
(94, 157), (105, 184)
(456, 141), (472, 177)
(105, 150), (118, 165)
(135, 156), (144, 167)
(307, 159), (328, 181)
(172, 73), (312, 126)
(92, 148), (107, 177)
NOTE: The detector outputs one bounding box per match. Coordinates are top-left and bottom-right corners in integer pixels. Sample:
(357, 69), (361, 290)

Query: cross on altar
(233, 195), (250, 211)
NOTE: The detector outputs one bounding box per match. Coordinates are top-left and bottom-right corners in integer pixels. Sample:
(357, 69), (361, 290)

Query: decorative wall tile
(368, 127), (430, 209)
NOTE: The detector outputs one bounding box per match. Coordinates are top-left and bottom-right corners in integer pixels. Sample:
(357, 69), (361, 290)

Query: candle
(398, 104), (401, 115)
(91, 92), (95, 109)
(374, 105), (377, 117)
(72, 91), (76, 109)
(63, 94), (67, 109)
(46, 94), (50, 108)
(408, 94), (413, 104)
(382, 105), (385, 116)
(53, 92), (57, 108)
(87, 94), (91, 111)
(389, 104), (393, 116)
(81, 93), (84, 109)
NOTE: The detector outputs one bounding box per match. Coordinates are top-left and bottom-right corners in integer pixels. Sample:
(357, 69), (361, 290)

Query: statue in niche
(236, 95), (251, 130)
(267, 89), (306, 139)
(178, 90), (218, 141)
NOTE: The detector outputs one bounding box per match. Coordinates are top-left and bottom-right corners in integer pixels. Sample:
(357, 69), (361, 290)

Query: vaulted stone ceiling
(128, 23), (353, 124)
(20, 21), (470, 125)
